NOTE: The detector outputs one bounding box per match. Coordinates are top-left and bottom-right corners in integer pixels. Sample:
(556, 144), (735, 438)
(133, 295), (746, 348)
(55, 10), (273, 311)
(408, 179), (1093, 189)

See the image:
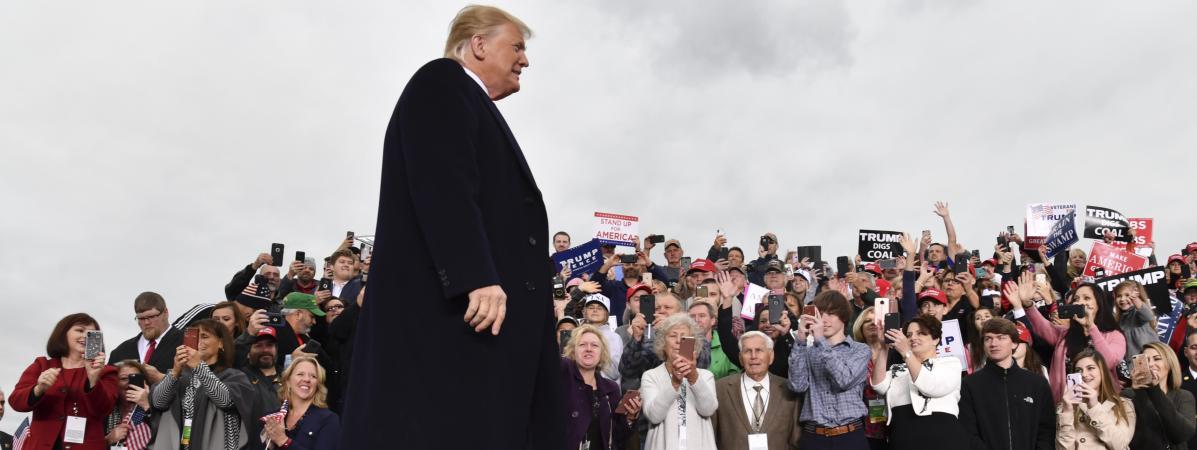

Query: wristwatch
(904, 351), (913, 360)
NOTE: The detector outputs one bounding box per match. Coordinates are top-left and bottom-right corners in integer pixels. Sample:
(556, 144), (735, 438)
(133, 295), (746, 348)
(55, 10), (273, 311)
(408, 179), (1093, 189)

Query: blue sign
(1044, 210), (1079, 258)
(552, 239), (603, 279)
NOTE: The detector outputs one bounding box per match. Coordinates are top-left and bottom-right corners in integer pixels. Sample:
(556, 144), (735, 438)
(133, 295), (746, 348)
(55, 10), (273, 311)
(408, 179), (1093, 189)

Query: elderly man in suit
(713, 331), (801, 450)
(338, 5), (563, 449)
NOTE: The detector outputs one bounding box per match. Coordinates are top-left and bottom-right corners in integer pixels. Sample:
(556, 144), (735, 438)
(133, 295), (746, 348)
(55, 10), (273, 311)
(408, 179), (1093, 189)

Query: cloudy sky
(3, 0), (1196, 431)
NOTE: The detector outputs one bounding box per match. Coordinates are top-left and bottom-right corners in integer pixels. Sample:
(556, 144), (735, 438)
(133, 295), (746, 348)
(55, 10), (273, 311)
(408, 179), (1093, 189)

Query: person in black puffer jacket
(958, 318), (1056, 450)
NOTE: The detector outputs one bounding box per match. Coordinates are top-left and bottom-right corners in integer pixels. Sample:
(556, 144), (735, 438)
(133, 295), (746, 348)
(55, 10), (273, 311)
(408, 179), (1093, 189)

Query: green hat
(1183, 279), (1197, 292)
(283, 292), (325, 317)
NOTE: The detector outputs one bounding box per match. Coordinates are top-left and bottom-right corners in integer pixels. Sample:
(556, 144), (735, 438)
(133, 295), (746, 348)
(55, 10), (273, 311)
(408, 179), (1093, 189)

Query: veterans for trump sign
(1083, 206), (1132, 242)
(1083, 241), (1148, 278)
(593, 212), (639, 246)
(858, 230), (903, 262)
(1025, 203), (1077, 249)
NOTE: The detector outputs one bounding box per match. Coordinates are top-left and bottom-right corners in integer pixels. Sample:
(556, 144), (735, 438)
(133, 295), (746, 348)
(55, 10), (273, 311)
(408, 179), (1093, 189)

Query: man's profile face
(474, 22), (528, 100)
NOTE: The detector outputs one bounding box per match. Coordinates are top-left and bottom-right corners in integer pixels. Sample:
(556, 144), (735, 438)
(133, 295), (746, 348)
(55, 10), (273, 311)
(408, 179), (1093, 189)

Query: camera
(759, 235), (774, 249)
(1093, 267), (1107, 278)
(1058, 304), (1086, 319)
(646, 234), (665, 244)
(266, 311), (286, 328)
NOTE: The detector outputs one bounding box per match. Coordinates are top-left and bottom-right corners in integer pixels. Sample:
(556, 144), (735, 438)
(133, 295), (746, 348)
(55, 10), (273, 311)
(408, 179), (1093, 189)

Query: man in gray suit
(712, 331), (801, 450)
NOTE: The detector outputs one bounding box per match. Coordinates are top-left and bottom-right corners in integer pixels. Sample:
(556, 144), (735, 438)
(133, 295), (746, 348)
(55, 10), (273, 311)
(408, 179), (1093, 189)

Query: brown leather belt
(802, 419), (863, 437)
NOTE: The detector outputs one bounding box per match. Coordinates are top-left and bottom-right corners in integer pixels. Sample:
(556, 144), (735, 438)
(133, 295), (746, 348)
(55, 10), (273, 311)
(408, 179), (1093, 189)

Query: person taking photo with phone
(1006, 273), (1126, 402)
(1122, 342), (1196, 450)
(787, 290), (872, 450)
(9, 313), (118, 450)
(151, 319), (255, 450)
(560, 324), (638, 450)
(105, 360), (155, 449)
(1056, 349), (1135, 449)
(641, 314), (718, 450)
(869, 315), (965, 449)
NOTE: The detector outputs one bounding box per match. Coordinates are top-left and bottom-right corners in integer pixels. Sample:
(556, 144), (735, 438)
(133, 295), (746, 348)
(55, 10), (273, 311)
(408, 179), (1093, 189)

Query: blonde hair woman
(263, 356), (340, 449)
(1123, 342), (1195, 449)
(560, 324), (638, 450)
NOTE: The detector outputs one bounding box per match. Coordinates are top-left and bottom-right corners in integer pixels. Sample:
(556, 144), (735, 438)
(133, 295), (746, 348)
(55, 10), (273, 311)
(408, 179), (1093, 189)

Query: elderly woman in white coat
(869, 315), (965, 450)
(641, 313), (718, 450)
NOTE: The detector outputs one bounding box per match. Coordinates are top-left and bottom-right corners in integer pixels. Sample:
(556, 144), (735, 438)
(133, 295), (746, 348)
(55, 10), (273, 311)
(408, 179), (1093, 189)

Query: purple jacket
(561, 358), (632, 450)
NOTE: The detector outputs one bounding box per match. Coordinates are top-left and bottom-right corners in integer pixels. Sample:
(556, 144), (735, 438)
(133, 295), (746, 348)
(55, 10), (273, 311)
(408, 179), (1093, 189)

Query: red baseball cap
(917, 288), (948, 305)
(864, 262), (882, 275)
(1170, 254), (1186, 265)
(1015, 322), (1032, 345)
(254, 326), (278, 341)
(686, 259), (717, 275)
(875, 279), (892, 297)
(1186, 243), (1197, 254)
(626, 283), (652, 300)
(982, 259), (998, 267)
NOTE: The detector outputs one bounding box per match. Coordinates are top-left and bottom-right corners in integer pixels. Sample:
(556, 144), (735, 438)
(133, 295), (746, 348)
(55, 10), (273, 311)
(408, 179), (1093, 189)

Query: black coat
(107, 327), (182, 375)
(1183, 371), (1197, 449)
(958, 361), (1056, 450)
(337, 58), (563, 449)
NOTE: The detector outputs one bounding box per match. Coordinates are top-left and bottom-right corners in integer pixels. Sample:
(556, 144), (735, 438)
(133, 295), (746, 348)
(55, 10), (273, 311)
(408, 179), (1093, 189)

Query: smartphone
(1066, 372), (1083, 396)
(883, 313), (901, 344)
(558, 329), (571, 350)
(642, 272), (653, 284)
(874, 298), (889, 318)
(346, 231), (355, 240)
(85, 330), (104, 359)
(265, 312), (287, 328)
(647, 234), (665, 244)
(680, 257), (692, 268)
(183, 327), (199, 350)
(759, 235), (772, 249)
(361, 245), (372, 260)
(614, 389), (640, 414)
(717, 247), (730, 261)
(620, 254), (638, 264)
(679, 336), (696, 362)
(295, 251), (306, 263)
(1058, 304), (1086, 319)
(954, 253), (970, 272)
(970, 249), (980, 259)
(640, 295), (656, 319)
(878, 259), (897, 270)
(552, 276), (566, 299)
(1132, 354), (1148, 380)
(1094, 267), (1107, 278)
(127, 373), (146, 389)
(318, 277), (332, 292)
(803, 305), (818, 317)
(1007, 225), (1016, 235)
(836, 256), (851, 276)
(997, 235), (1008, 247)
(767, 294), (785, 324)
(696, 285), (710, 297)
(271, 243), (285, 267)
(855, 264), (866, 273)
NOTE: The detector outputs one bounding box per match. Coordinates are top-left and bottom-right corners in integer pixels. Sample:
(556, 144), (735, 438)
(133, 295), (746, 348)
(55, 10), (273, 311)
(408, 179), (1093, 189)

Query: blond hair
(278, 356), (328, 408)
(1142, 342), (1183, 391)
(562, 324), (612, 373)
(444, 5), (532, 61)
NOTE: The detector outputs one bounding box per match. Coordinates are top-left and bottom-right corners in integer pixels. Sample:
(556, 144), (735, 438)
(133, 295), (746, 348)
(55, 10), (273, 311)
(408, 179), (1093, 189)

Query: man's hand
(579, 281), (601, 294)
(899, 232), (915, 257)
(601, 254), (619, 271)
(716, 271), (737, 307)
(933, 201), (950, 218)
(630, 314), (648, 342)
(643, 235), (657, 252)
(253, 253), (272, 270)
(1003, 282), (1025, 311)
(559, 263), (572, 280)
(315, 290), (332, 304)
(143, 365), (165, 385)
(290, 346), (316, 361)
(247, 309), (269, 335)
(713, 232), (727, 249)
(465, 285), (507, 335)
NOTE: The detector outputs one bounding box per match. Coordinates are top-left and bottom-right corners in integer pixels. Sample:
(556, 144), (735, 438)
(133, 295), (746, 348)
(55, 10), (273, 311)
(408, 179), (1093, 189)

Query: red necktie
(144, 339), (156, 363)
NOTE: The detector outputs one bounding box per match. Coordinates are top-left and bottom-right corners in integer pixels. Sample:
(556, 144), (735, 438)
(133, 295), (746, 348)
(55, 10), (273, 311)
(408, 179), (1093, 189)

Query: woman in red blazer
(9, 313), (118, 450)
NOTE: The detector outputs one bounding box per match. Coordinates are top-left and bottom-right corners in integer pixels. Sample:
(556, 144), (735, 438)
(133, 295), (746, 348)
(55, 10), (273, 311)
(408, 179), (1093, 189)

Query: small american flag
(12, 417), (29, 450)
(260, 400), (289, 448)
(125, 407), (153, 450)
(1031, 204), (1052, 221)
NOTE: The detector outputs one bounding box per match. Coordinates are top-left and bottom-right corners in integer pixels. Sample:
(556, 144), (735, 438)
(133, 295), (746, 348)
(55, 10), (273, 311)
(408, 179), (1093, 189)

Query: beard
(624, 266), (643, 281)
(251, 352), (276, 369)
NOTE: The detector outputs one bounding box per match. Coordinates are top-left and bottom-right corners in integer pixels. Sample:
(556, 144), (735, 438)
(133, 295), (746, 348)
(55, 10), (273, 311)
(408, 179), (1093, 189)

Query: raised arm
(934, 202), (964, 257)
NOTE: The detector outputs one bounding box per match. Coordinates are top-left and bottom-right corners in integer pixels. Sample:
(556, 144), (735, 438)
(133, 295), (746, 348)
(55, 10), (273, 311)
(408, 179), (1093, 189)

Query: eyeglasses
(325, 305), (345, 312)
(134, 311), (164, 323)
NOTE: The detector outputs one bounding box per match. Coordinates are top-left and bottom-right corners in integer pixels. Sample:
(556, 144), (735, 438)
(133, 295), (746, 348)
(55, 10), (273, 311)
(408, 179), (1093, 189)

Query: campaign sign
(1025, 203), (1077, 249)
(1083, 205), (1131, 242)
(1094, 266), (1170, 324)
(1082, 241), (1148, 278)
(1129, 218), (1153, 257)
(1158, 294), (1184, 344)
(552, 239), (603, 279)
(936, 319), (968, 371)
(858, 230), (903, 262)
(593, 212), (639, 246)
(1043, 209), (1079, 258)
(739, 283), (771, 321)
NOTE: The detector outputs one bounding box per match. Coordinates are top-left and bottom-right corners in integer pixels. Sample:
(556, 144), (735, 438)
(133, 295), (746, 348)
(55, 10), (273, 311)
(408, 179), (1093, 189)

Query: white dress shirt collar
(461, 65), (489, 97)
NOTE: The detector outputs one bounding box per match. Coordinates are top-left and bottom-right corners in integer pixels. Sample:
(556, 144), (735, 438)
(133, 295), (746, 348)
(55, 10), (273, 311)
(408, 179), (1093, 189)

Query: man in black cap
(240, 327), (282, 450)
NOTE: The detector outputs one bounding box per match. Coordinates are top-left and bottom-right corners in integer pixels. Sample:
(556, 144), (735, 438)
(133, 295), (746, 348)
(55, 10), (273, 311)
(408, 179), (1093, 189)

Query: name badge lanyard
(677, 380), (688, 450)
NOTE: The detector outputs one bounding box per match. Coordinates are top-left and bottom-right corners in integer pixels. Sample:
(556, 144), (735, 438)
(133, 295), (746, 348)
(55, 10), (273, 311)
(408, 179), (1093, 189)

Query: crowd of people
(5, 201), (1197, 450)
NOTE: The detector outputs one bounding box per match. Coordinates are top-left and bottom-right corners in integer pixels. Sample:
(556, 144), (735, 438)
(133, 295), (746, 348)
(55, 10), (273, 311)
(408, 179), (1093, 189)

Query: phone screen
(183, 327), (199, 350)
